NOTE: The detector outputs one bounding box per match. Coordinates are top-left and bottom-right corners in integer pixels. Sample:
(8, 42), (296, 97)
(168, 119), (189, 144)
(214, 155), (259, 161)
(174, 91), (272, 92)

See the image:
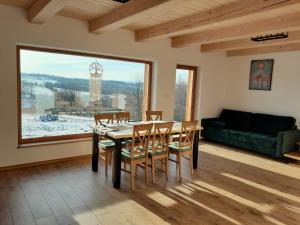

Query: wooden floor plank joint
(0, 142), (299, 225)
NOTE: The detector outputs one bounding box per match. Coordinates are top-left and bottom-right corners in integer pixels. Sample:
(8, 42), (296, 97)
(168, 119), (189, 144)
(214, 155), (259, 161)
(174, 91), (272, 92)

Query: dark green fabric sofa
(201, 109), (300, 158)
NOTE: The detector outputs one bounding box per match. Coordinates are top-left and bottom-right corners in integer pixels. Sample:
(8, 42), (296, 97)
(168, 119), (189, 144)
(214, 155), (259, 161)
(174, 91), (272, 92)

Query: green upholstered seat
(203, 127), (277, 155)
(121, 148), (146, 160)
(169, 141), (192, 151)
(99, 139), (132, 150)
(148, 145), (167, 155)
(98, 139), (115, 149)
(247, 132), (277, 154)
(201, 110), (300, 158)
(123, 139), (133, 145)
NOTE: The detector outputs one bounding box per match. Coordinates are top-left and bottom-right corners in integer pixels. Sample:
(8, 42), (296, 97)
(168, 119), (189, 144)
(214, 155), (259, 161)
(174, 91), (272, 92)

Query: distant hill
(21, 73), (141, 95)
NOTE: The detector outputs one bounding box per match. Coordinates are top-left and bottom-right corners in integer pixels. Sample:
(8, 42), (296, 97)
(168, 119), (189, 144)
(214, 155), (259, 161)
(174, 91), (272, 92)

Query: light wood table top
(95, 121), (201, 139)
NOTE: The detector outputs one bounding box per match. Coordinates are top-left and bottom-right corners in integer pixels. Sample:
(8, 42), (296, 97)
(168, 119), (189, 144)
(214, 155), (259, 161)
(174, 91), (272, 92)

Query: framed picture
(249, 59), (274, 91)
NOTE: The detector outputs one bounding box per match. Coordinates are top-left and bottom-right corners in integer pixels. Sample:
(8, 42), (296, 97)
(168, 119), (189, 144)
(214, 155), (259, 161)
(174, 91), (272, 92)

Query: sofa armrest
(276, 130), (300, 158)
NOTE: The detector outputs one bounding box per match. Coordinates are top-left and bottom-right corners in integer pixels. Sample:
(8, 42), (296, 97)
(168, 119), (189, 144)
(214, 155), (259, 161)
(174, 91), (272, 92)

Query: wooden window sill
(18, 137), (92, 149)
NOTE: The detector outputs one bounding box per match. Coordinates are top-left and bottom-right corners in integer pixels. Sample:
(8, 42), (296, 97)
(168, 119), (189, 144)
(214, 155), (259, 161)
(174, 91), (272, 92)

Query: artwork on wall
(249, 59), (274, 91)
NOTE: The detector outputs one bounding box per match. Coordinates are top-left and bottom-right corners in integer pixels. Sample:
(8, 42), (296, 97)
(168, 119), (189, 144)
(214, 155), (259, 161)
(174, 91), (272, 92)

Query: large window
(174, 65), (197, 121)
(17, 46), (152, 144)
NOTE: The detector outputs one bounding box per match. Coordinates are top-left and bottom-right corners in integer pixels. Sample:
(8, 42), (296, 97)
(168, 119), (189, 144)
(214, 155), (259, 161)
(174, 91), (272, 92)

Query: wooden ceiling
(2, 0), (300, 56)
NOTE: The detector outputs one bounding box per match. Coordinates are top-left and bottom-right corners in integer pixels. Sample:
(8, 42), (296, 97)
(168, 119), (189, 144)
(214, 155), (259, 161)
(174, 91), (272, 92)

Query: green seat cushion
(98, 139), (115, 149)
(225, 130), (251, 146)
(204, 127), (231, 143)
(121, 149), (146, 160)
(123, 139), (133, 145)
(221, 130), (276, 153)
(148, 146), (167, 155)
(204, 127), (276, 155)
(169, 141), (192, 151)
(247, 132), (277, 153)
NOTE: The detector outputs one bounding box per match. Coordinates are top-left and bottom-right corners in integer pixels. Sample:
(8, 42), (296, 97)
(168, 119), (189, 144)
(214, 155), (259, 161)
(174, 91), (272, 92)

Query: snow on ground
(22, 113), (94, 138)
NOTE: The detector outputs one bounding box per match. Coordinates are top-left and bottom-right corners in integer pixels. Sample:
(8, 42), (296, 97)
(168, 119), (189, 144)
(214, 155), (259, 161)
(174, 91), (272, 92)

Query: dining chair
(149, 122), (173, 183)
(94, 114), (115, 177)
(146, 110), (163, 121)
(115, 112), (130, 123)
(169, 121), (198, 182)
(121, 123), (152, 190)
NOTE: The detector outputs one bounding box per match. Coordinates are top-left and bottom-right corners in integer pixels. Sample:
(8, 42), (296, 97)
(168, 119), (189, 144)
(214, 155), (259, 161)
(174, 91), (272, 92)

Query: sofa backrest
(252, 113), (296, 136)
(219, 109), (253, 131)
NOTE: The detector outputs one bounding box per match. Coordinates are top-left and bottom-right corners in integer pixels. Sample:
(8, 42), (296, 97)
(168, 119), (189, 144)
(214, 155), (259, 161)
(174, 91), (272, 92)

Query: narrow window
(174, 65), (197, 121)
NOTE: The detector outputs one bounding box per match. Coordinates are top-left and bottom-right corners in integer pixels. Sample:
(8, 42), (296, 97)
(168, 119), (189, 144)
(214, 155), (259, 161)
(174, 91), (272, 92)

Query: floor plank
(0, 142), (299, 225)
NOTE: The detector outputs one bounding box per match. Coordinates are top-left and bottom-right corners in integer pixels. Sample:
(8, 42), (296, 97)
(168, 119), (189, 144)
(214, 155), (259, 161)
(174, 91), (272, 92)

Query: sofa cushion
(226, 130), (251, 143)
(203, 127), (231, 143)
(253, 113), (296, 136)
(247, 133), (277, 154)
(204, 128), (277, 155)
(219, 109), (253, 131)
(210, 120), (231, 129)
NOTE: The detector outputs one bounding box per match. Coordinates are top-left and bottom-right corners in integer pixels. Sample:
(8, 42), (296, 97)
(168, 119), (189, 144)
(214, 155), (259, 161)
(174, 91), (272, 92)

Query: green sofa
(201, 109), (300, 158)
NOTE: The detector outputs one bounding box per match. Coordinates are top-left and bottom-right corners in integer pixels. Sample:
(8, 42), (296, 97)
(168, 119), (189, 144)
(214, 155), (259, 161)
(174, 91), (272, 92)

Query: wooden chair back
(152, 122), (173, 154)
(94, 114), (114, 142)
(129, 123), (153, 159)
(94, 114), (114, 125)
(115, 112), (130, 123)
(179, 121), (198, 149)
(146, 111), (163, 121)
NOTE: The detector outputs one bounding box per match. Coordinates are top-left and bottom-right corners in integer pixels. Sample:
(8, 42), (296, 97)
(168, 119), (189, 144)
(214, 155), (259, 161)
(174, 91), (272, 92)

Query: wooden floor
(0, 142), (300, 225)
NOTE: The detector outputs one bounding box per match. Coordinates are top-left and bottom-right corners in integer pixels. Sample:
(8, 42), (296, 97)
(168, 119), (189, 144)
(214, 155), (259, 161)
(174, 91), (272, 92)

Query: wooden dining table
(91, 121), (200, 189)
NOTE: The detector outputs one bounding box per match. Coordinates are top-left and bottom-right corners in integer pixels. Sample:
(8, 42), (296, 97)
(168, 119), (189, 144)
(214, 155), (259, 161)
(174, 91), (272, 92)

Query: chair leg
(178, 154), (182, 182)
(176, 154), (179, 171)
(135, 164), (138, 178)
(105, 151), (109, 177)
(111, 153), (113, 177)
(131, 161), (135, 191)
(151, 158), (155, 184)
(108, 151), (112, 165)
(145, 160), (148, 185)
(190, 153), (193, 175)
(165, 157), (168, 181)
(161, 160), (163, 171)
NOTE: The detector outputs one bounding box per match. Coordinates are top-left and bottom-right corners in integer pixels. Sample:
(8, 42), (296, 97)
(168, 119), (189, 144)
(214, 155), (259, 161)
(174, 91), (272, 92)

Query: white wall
(0, 5), (227, 167)
(224, 52), (300, 127)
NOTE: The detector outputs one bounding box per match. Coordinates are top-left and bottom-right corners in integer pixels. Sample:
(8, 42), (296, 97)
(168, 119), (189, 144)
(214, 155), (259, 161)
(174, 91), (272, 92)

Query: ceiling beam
(135, 0), (300, 42)
(172, 12), (300, 48)
(89, 0), (171, 34)
(226, 43), (300, 56)
(28, 0), (67, 24)
(201, 30), (300, 52)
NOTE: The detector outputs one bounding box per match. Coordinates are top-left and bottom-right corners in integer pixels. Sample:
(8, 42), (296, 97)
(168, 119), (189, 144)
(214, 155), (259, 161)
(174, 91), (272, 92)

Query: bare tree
(125, 79), (143, 121)
(174, 78), (187, 121)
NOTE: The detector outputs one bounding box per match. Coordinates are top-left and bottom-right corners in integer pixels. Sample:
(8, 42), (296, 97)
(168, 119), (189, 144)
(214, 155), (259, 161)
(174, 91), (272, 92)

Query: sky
(176, 69), (189, 84)
(20, 49), (145, 82)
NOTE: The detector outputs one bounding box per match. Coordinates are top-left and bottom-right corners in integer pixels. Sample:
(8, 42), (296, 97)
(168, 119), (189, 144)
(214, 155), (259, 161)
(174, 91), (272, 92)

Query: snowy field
(22, 114), (94, 138)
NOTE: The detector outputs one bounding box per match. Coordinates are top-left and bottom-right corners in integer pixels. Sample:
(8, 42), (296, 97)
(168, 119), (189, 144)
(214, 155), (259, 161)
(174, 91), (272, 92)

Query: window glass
(174, 69), (189, 121)
(20, 49), (149, 141)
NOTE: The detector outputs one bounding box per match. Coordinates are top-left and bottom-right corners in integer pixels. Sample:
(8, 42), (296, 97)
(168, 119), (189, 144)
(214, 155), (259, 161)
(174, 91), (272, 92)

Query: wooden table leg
(193, 130), (199, 169)
(113, 138), (122, 189)
(92, 129), (99, 172)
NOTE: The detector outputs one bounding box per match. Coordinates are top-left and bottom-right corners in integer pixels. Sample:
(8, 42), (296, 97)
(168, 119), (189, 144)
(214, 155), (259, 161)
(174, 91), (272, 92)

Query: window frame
(175, 64), (198, 121)
(17, 45), (153, 145)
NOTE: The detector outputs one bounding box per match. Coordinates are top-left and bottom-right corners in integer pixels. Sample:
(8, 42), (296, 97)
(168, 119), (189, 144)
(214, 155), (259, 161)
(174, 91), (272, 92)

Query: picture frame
(249, 59), (274, 91)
